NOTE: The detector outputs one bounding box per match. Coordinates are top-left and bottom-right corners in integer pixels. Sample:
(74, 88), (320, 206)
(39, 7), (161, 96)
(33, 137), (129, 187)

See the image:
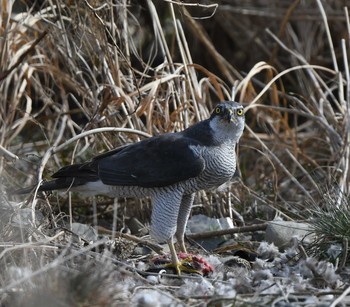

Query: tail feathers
(11, 177), (91, 195)
(10, 185), (38, 195)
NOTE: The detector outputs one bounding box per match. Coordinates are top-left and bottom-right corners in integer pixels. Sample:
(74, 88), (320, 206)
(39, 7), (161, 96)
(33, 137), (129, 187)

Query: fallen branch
(187, 223), (268, 240)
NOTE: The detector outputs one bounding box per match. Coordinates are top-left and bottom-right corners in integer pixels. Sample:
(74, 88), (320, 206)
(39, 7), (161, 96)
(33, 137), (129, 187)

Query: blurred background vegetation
(0, 0), (349, 246)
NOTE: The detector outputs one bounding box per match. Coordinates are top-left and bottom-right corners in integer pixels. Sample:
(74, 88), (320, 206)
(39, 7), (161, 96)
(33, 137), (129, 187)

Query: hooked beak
(226, 109), (237, 123)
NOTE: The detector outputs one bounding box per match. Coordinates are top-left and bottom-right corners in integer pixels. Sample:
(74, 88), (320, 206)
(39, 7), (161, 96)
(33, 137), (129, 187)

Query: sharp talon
(152, 252), (213, 276)
(165, 256), (202, 275)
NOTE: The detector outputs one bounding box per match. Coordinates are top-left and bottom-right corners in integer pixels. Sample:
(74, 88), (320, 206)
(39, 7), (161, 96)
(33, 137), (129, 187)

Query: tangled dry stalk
(0, 0), (350, 305)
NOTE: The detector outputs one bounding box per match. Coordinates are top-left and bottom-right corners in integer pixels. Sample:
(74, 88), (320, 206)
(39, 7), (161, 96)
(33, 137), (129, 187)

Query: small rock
(265, 220), (314, 249)
(186, 214), (235, 250)
(71, 222), (98, 242)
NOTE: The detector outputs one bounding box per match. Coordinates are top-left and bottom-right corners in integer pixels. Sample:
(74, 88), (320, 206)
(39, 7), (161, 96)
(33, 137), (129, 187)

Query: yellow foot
(152, 252), (213, 276)
(165, 257), (201, 275)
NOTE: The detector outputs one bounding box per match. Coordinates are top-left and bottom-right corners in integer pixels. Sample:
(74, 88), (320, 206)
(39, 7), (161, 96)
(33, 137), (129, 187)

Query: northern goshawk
(15, 101), (245, 273)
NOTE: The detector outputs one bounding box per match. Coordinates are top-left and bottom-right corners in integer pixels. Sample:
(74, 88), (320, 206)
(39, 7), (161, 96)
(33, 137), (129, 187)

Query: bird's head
(209, 101), (245, 143)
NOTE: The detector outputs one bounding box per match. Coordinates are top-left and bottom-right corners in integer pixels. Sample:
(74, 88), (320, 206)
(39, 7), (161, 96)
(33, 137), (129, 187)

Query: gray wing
(97, 133), (205, 188)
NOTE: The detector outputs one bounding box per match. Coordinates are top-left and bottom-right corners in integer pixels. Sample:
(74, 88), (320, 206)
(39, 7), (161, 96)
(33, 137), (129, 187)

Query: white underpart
(71, 180), (112, 196)
(72, 180), (153, 198)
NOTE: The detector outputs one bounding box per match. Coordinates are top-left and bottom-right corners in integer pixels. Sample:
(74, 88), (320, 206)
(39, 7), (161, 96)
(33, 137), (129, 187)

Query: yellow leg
(167, 237), (181, 275)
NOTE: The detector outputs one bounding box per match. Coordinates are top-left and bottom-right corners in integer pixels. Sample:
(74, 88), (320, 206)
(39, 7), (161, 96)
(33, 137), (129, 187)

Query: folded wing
(97, 134), (205, 187)
(52, 133), (205, 188)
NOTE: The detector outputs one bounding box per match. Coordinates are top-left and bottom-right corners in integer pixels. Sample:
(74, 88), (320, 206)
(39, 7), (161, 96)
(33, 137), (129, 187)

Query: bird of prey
(15, 101), (245, 274)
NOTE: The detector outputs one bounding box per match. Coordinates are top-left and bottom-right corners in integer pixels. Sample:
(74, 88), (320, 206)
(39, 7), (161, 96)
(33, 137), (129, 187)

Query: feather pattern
(13, 101), (245, 252)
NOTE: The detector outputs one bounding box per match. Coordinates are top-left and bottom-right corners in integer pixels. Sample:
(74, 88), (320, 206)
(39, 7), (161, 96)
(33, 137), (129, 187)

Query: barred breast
(180, 144), (237, 194)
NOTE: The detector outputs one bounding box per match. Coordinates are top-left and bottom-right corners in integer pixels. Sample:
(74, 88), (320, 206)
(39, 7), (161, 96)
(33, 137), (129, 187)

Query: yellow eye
(215, 107), (221, 114)
(236, 108), (244, 116)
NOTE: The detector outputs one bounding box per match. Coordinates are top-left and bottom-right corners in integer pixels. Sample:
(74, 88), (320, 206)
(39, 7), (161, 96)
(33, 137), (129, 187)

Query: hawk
(15, 101), (245, 274)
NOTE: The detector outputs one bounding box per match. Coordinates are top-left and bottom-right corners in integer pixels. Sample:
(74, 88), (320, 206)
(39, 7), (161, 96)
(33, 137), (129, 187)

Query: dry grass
(0, 0), (350, 305)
